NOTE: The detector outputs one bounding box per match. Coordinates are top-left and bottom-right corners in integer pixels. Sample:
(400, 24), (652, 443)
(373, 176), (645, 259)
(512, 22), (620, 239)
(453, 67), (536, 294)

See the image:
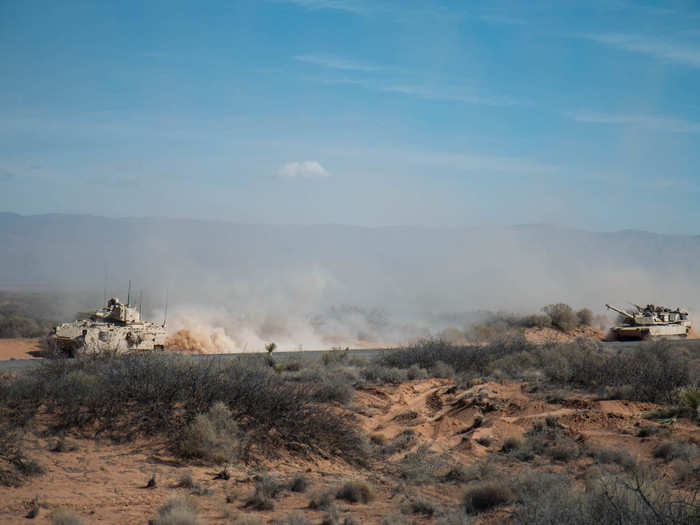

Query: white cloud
(566, 111), (700, 133)
(585, 33), (700, 68)
(278, 161), (330, 178)
(294, 54), (382, 72)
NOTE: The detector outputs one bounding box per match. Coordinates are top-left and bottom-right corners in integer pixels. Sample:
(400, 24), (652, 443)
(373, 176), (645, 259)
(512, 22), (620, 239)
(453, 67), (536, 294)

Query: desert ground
(1, 334), (698, 525)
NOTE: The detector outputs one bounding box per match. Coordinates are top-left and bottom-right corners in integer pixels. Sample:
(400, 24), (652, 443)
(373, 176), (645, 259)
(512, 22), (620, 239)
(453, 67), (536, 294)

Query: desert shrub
(431, 361), (455, 378)
(50, 508), (83, 525)
(0, 424), (43, 487)
(379, 430), (415, 456)
(501, 436), (523, 453)
(518, 419), (582, 463)
(397, 445), (447, 484)
(402, 496), (436, 516)
(576, 308), (593, 327)
(360, 364), (407, 384)
(278, 513), (312, 525)
(229, 516), (263, 525)
(672, 386), (700, 420)
(152, 495), (198, 525)
(510, 470), (699, 525)
(1, 353), (367, 464)
(178, 471), (195, 488)
(435, 509), (470, 525)
(176, 402), (238, 462)
(336, 480), (373, 503)
(308, 490), (335, 510)
(652, 440), (699, 462)
(463, 481), (513, 513)
(521, 313), (553, 329)
(289, 474), (308, 493)
(542, 303), (578, 332)
(245, 474), (282, 511)
(378, 337), (533, 377)
(407, 364), (428, 380)
(321, 349), (349, 366)
(587, 446), (637, 470)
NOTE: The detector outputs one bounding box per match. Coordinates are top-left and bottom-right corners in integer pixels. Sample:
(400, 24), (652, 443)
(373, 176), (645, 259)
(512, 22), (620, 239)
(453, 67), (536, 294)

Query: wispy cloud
(380, 84), (522, 107)
(566, 111), (700, 133)
(275, 0), (372, 16)
(278, 161), (330, 178)
(585, 33), (700, 68)
(315, 75), (522, 107)
(294, 54), (383, 72)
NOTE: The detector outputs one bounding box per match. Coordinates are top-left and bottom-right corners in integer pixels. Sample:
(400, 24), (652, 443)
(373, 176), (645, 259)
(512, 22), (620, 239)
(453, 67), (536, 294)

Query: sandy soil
(0, 338), (44, 360)
(524, 326), (605, 344)
(1, 378), (698, 524)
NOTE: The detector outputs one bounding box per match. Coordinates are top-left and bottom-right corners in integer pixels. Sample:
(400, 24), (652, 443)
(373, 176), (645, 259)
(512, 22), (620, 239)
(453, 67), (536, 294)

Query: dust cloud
(2, 215), (700, 352)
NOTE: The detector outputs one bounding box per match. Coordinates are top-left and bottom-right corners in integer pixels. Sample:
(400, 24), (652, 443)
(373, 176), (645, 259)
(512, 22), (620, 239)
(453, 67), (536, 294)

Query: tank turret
(47, 296), (167, 357)
(605, 303), (691, 340)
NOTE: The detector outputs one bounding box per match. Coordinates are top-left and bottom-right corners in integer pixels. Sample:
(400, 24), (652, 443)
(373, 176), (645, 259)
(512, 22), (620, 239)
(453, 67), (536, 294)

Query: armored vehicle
(605, 303), (692, 340)
(47, 297), (167, 356)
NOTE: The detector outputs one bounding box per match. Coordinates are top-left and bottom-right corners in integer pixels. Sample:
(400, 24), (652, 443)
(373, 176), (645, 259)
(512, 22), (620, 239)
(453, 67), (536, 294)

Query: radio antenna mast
(163, 289), (168, 328)
(127, 280), (132, 307)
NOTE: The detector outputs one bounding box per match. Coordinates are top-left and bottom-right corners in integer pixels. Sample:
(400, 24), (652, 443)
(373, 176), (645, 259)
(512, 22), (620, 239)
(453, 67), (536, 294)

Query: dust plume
(2, 215), (700, 351)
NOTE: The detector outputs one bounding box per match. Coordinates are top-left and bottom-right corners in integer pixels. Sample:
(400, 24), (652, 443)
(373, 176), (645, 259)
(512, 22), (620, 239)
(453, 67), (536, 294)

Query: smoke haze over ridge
(2, 213), (699, 351)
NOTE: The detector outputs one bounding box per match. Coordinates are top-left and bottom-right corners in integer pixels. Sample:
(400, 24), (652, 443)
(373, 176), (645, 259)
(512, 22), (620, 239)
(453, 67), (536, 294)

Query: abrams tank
(47, 297), (167, 357)
(605, 303), (692, 340)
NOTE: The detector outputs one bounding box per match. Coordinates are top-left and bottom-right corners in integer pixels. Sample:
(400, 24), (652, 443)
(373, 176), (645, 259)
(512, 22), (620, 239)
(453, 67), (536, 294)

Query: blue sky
(1, 0), (699, 232)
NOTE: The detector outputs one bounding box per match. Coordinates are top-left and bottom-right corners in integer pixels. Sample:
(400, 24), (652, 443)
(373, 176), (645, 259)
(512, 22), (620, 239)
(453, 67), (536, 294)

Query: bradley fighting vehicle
(605, 303), (692, 340)
(47, 296), (167, 357)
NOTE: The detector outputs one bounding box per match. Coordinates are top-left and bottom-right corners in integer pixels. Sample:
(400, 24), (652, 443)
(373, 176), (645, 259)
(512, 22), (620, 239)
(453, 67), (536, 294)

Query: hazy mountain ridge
(1, 213), (699, 349)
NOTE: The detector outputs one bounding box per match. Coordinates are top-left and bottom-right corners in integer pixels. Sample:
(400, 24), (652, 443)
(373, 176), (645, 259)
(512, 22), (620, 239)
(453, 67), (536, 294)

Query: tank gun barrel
(605, 304), (635, 320)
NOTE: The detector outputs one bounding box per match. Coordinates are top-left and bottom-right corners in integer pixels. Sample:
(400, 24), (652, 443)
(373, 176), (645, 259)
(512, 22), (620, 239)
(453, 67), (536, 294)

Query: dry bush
(587, 446), (637, 471)
(278, 513), (312, 525)
(517, 418), (583, 463)
(653, 440), (699, 462)
(463, 481), (513, 513)
(435, 509), (470, 525)
(0, 424), (43, 487)
(336, 480), (373, 504)
(228, 516), (263, 525)
(289, 474), (308, 493)
(244, 474), (282, 511)
(431, 361), (455, 378)
(308, 490), (335, 510)
(359, 364), (407, 384)
(176, 402), (238, 462)
(510, 469), (699, 525)
(50, 508), (83, 525)
(1, 353), (367, 464)
(152, 495), (198, 525)
(402, 496), (436, 516)
(501, 436), (523, 453)
(378, 429), (415, 456)
(397, 445), (448, 484)
(542, 303), (578, 332)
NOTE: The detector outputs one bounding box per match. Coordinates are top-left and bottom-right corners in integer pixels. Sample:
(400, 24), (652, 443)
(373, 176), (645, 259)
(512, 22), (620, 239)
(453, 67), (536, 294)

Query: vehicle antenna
(103, 262), (107, 305)
(163, 289), (168, 328)
(127, 280), (132, 307)
(139, 290), (143, 318)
